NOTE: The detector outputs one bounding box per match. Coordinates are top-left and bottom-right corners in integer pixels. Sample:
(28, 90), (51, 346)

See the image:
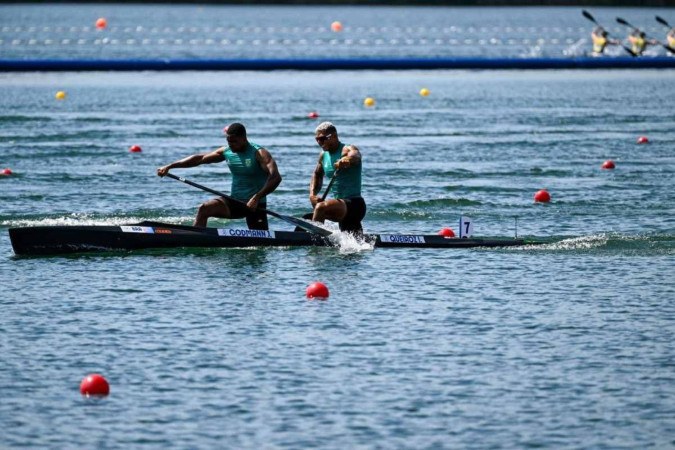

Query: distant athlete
(591, 26), (618, 55)
(628, 30), (658, 55)
(308, 122), (366, 235)
(157, 122), (282, 229)
(667, 28), (675, 53)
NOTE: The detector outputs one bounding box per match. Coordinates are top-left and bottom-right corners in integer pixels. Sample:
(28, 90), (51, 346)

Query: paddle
(617, 17), (675, 55)
(582, 10), (637, 56)
(656, 16), (671, 28)
(164, 172), (333, 237)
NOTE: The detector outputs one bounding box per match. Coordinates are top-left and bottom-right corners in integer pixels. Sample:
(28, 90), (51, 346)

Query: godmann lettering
(217, 229), (274, 239)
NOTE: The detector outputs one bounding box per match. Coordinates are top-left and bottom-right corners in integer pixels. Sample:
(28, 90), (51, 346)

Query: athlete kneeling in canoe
(157, 122), (282, 230)
(309, 122), (366, 235)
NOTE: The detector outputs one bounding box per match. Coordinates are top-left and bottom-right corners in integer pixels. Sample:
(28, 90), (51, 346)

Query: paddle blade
(616, 17), (632, 28)
(282, 215), (333, 237)
(655, 16), (670, 27)
(582, 10), (598, 25)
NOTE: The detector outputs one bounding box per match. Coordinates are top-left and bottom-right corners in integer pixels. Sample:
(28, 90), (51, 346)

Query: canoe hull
(8, 221), (535, 256)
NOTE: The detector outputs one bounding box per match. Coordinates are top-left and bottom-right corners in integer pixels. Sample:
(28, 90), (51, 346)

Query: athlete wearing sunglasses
(309, 122), (366, 235)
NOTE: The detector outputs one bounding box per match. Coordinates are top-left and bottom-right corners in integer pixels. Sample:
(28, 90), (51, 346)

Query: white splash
(329, 231), (375, 254)
(562, 38), (587, 57)
(529, 234), (609, 251)
(316, 221), (374, 254)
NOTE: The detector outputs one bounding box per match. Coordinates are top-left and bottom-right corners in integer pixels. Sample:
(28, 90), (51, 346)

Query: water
(2, 4), (675, 59)
(2, 5), (675, 450)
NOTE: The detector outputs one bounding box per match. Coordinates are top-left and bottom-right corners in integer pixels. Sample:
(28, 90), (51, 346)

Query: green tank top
(223, 142), (268, 203)
(321, 142), (362, 199)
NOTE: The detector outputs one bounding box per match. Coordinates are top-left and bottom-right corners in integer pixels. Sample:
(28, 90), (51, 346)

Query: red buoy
(306, 282), (329, 299)
(437, 227), (455, 237)
(1, 168), (12, 176)
(534, 189), (551, 203)
(307, 111), (319, 119)
(95, 18), (107, 30)
(222, 125), (229, 135)
(129, 145), (142, 153)
(80, 374), (110, 397)
(601, 160), (615, 170)
(637, 136), (649, 144)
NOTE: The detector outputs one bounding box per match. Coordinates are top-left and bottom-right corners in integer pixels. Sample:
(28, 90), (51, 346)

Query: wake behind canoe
(8, 221), (540, 256)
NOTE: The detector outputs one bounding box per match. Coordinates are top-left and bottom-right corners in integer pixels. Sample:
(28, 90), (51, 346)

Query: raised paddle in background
(616, 17), (672, 55)
(655, 16), (675, 53)
(165, 173), (333, 237)
(581, 10), (636, 57)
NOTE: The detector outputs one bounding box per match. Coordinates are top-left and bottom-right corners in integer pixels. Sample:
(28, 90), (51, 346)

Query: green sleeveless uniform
(223, 142), (268, 203)
(321, 142), (361, 199)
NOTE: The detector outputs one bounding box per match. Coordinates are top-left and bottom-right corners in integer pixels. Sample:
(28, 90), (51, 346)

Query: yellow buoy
(55, 91), (66, 100)
(419, 88), (430, 97)
(363, 97), (375, 107)
(331, 21), (343, 32)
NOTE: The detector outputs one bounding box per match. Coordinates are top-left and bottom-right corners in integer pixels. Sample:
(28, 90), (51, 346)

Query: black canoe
(8, 221), (540, 256)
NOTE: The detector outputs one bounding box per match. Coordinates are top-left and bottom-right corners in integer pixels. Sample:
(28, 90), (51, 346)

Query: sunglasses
(315, 134), (333, 144)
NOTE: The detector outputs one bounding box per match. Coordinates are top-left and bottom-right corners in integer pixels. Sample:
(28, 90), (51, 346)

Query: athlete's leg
(246, 207), (269, 230)
(312, 199), (347, 223)
(194, 197), (231, 227)
(339, 198), (366, 235)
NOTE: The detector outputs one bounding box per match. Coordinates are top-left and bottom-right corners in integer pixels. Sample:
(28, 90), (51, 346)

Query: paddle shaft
(582, 10), (637, 56)
(319, 169), (340, 202)
(164, 173), (333, 236)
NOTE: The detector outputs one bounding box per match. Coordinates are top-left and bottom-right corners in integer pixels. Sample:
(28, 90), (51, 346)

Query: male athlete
(157, 123), (282, 230)
(308, 122), (366, 235)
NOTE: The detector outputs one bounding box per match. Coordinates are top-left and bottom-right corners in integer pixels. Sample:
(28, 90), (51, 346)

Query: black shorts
(223, 198), (268, 230)
(340, 197), (366, 234)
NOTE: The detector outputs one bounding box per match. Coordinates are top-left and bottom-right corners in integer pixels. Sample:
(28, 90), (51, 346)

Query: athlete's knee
(313, 202), (330, 221)
(196, 202), (211, 216)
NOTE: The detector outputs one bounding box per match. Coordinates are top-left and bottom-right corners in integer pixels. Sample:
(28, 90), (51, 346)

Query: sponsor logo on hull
(120, 226), (155, 234)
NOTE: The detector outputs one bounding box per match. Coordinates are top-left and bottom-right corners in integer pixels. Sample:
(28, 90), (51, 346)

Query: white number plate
(459, 216), (474, 238)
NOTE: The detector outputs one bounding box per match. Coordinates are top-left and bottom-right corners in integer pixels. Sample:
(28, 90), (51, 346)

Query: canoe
(8, 221), (540, 256)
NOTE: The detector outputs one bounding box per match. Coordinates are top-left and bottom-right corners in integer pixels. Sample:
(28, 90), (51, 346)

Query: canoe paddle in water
(164, 172), (333, 237)
(616, 17), (675, 55)
(581, 10), (637, 57)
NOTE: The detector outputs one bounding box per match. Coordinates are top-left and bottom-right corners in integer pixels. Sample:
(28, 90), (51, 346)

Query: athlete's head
(226, 122), (248, 151)
(315, 122), (338, 151)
